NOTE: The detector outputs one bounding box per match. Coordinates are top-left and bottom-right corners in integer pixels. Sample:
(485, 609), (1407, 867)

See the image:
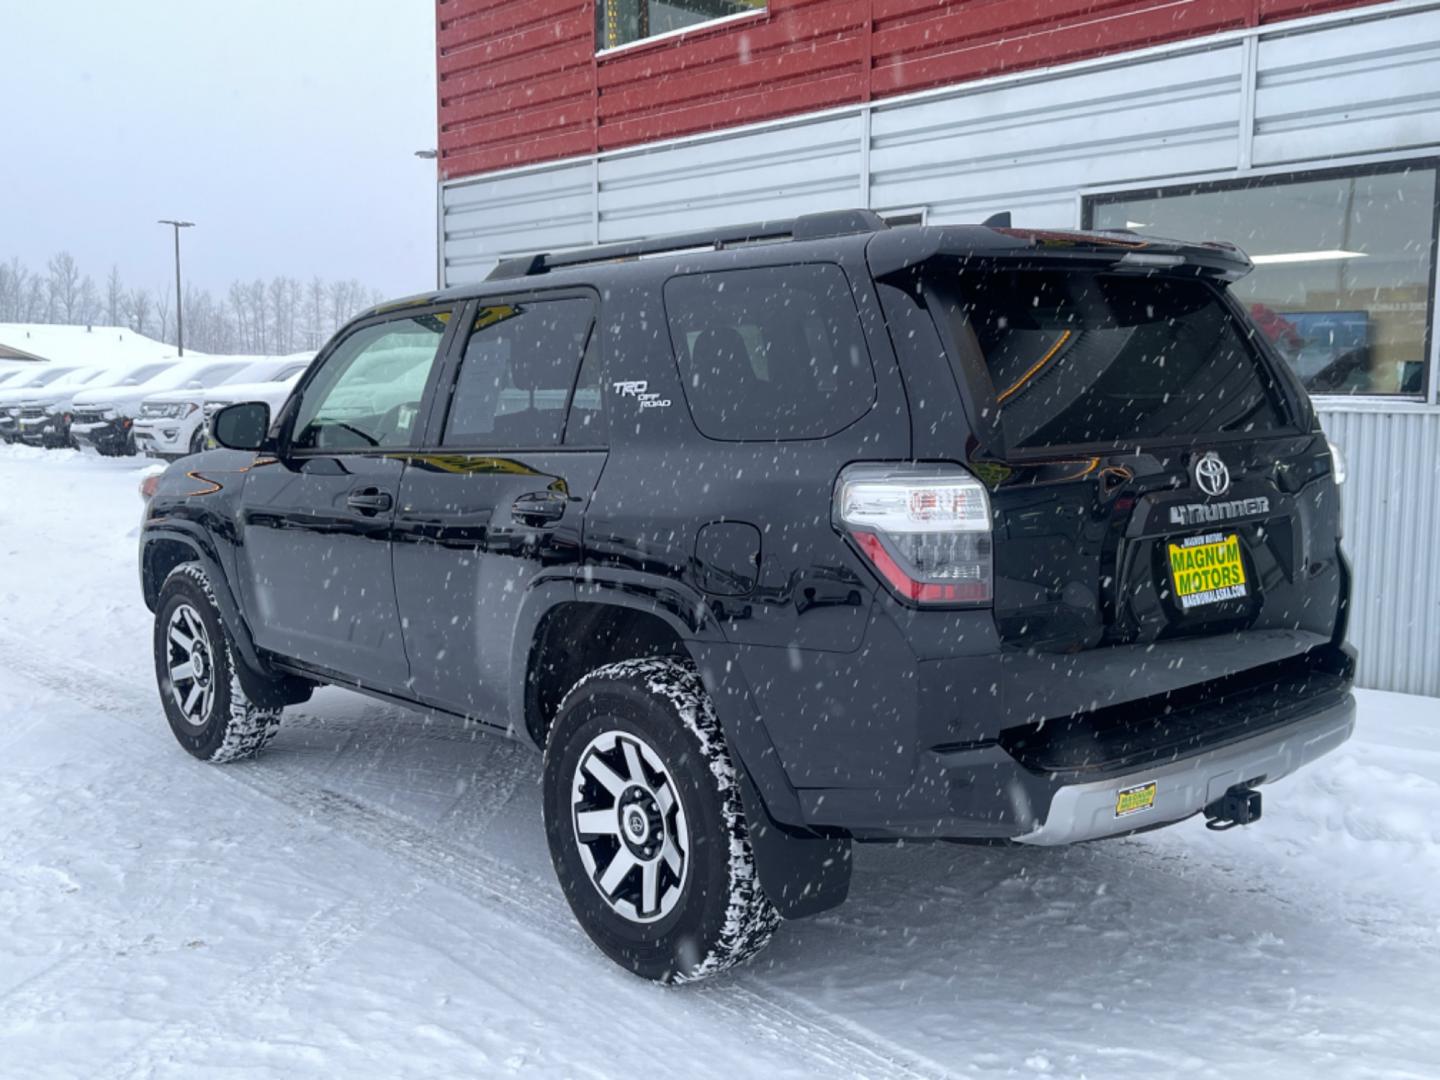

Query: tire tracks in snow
(0, 632), (960, 1080)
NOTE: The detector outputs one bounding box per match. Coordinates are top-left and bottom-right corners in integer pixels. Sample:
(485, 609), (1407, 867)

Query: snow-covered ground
(1, 443), (1437, 1080)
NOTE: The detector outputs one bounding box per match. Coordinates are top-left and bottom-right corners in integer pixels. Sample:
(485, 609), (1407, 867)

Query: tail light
(835, 463), (993, 605)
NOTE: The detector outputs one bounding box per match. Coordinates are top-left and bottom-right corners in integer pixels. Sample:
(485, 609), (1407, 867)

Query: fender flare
(140, 523), (310, 708)
(512, 571), (851, 917)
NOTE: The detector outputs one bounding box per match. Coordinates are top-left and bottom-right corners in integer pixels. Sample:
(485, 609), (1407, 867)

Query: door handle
(346, 488), (393, 515)
(512, 490), (567, 526)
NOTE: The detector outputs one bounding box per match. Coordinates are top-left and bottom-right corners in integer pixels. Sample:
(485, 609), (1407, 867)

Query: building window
(1086, 161), (1438, 398)
(597, 1), (765, 52)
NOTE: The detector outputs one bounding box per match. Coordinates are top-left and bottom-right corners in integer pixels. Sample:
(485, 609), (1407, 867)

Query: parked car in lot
(13, 365), (147, 448)
(71, 359), (256, 456)
(0, 366), (84, 442)
(140, 211), (1355, 983)
(134, 355), (312, 460)
(197, 364), (310, 446)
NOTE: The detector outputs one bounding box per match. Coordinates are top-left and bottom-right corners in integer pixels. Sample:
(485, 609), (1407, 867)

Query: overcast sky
(0, 0), (437, 301)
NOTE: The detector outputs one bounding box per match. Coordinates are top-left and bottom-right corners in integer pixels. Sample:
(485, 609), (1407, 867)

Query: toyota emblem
(1193, 452), (1231, 497)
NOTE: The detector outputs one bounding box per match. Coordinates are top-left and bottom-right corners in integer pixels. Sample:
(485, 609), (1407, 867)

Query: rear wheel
(153, 563), (283, 762)
(543, 657), (779, 983)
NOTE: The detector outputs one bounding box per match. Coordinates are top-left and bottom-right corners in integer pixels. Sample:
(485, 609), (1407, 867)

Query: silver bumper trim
(1015, 693), (1356, 845)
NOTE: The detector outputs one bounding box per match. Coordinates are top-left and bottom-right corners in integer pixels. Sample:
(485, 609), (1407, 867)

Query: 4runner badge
(613, 380), (671, 410)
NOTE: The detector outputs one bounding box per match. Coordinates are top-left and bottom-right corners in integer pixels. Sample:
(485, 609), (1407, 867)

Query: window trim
(595, 3), (766, 58)
(422, 288), (604, 455)
(280, 302), (462, 458)
(1082, 157), (1440, 405)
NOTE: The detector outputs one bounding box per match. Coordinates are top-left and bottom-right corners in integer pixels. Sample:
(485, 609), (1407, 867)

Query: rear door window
(927, 267), (1291, 451)
(664, 264), (875, 441)
(442, 297), (596, 448)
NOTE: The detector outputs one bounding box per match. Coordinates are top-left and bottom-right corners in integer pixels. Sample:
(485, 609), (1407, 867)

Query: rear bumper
(721, 599), (1355, 841)
(1016, 691), (1354, 844)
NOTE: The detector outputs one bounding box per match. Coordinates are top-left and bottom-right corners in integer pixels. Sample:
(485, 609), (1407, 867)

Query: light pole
(157, 219), (195, 355)
(415, 149), (440, 290)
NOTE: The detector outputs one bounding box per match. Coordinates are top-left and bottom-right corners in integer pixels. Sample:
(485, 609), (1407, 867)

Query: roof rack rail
(486, 208), (888, 281)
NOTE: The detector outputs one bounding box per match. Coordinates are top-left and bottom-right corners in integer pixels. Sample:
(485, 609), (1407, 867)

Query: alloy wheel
(571, 729), (689, 924)
(166, 603), (217, 727)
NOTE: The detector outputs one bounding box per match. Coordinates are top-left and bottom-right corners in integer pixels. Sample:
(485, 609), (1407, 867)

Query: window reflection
(597, 0), (765, 51)
(1089, 164), (1437, 397)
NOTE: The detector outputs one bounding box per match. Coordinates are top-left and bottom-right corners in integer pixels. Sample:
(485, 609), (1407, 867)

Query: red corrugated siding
(436, 0), (1392, 179)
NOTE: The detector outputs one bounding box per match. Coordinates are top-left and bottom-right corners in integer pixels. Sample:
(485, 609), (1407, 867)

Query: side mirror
(212, 401), (271, 451)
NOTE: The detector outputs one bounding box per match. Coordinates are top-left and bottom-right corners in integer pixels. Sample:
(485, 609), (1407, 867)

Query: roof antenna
(981, 211), (1012, 228)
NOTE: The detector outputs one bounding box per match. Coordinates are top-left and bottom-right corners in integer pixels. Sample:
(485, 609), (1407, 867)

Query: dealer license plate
(1167, 532), (1247, 610)
(1115, 781), (1157, 818)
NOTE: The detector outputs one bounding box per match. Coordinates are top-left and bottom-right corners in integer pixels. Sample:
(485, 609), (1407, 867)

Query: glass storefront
(1087, 162), (1438, 397)
(596, 0), (765, 51)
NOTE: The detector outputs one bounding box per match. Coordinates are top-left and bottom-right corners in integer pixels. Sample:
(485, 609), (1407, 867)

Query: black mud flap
(737, 767), (851, 919)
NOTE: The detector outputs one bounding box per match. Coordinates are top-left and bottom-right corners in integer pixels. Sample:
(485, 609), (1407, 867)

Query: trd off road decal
(613, 380), (671, 410)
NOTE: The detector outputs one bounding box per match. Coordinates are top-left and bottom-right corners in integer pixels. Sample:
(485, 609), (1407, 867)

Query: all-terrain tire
(543, 657), (780, 983)
(153, 562), (282, 762)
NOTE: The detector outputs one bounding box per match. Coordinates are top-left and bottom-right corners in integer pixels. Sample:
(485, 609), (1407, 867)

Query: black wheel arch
(142, 523), (312, 708)
(516, 573), (852, 919)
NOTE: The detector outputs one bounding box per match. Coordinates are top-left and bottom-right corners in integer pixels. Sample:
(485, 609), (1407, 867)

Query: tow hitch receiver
(1204, 785), (1263, 831)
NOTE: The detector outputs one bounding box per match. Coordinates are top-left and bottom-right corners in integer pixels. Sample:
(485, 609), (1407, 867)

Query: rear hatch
(871, 229), (1346, 659)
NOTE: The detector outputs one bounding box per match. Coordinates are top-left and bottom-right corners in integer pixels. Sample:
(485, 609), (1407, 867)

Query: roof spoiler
(866, 225), (1254, 282)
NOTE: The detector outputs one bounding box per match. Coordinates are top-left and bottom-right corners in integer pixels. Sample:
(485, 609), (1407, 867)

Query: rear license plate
(1168, 531), (1247, 610)
(1115, 781), (1157, 818)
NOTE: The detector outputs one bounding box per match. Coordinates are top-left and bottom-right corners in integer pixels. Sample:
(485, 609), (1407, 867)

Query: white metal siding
(868, 46), (1244, 227)
(442, 161), (594, 284)
(1254, 6), (1440, 165)
(598, 115), (864, 242)
(1319, 407), (1440, 696)
(440, 0), (1440, 696)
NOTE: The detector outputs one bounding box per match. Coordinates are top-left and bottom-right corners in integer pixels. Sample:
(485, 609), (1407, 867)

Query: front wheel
(543, 657), (780, 983)
(153, 563), (283, 762)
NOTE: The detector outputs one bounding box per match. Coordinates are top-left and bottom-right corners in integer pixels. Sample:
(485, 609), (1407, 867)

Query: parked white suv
(14, 366), (131, 448)
(197, 361), (311, 448)
(69, 361), (232, 456)
(0, 367), (85, 443)
(134, 355), (312, 460)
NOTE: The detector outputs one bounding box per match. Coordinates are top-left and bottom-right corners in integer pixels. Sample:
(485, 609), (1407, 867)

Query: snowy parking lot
(1, 444), (1438, 1079)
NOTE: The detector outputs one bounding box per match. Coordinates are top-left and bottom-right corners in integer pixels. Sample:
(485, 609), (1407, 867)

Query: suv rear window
(927, 267), (1290, 451)
(664, 264), (875, 441)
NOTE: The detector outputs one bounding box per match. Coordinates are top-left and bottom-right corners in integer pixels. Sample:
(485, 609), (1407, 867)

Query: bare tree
(4, 248), (382, 353)
(23, 276), (46, 322)
(105, 265), (126, 327)
(78, 276), (101, 325)
(0, 259), (22, 322)
(156, 285), (172, 344)
(129, 288), (153, 336)
(47, 252), (82, 322)
(307, 276), (326, 349)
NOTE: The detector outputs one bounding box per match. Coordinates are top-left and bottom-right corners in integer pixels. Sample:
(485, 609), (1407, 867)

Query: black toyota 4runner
(139, 210), (1355, 982)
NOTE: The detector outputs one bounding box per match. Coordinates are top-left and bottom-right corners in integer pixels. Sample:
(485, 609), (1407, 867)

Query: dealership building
(433, 0), (1440, 695)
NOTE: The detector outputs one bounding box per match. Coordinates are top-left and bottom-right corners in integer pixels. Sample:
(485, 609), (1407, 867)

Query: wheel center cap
(617, 786), (663, 859)
(192, 646), (210, 684)
(624, 805), (649, 841)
